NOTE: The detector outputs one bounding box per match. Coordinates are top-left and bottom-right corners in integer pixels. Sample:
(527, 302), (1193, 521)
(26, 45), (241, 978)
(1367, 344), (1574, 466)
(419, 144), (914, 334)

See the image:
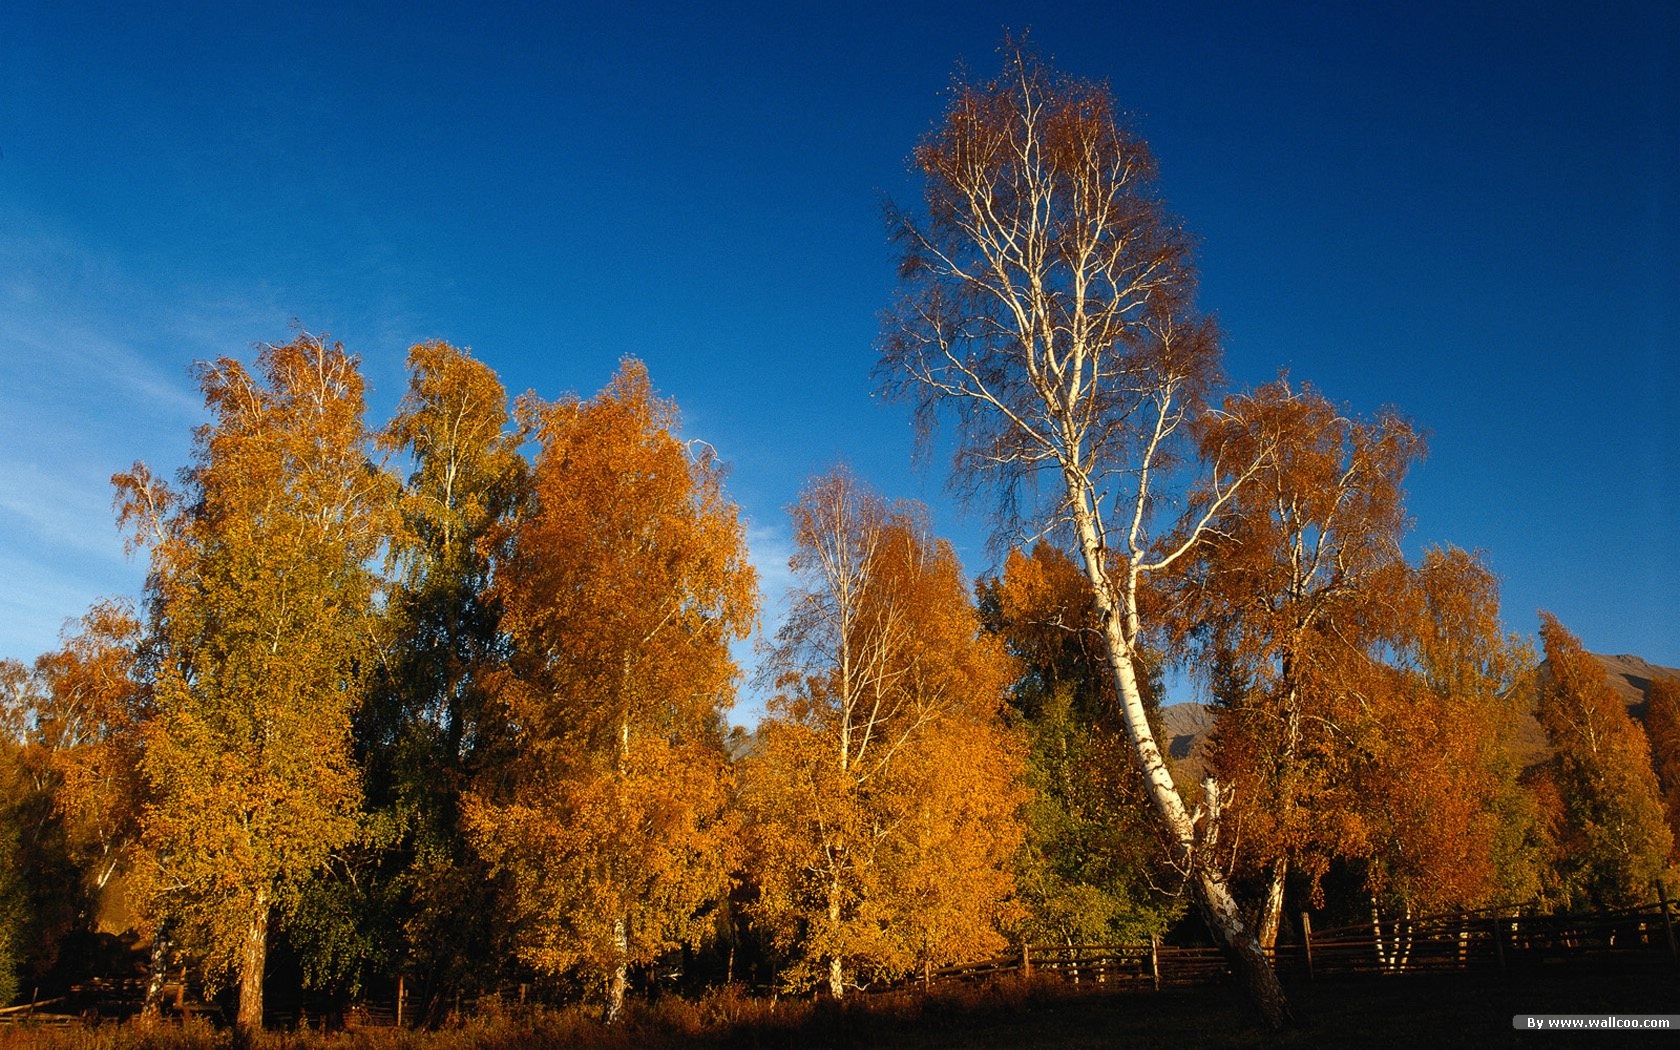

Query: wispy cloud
(0, 461), (133, 563)
(726, 518), (796, 728)
(0, 213), (297, 661)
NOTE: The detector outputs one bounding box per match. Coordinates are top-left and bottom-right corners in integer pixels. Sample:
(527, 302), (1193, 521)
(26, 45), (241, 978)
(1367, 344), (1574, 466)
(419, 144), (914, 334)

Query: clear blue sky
(2, 1), (1675, 721)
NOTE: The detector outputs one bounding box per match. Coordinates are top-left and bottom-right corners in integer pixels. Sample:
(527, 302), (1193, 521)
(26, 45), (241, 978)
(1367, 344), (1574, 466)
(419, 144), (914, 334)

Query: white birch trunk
(1260, 858), (1288, 950)
(1069, 497), (1292, 1028)
(607, 915), (629, 1022)
(827, 875), (845, 999)
(235, 888), (269, 1041)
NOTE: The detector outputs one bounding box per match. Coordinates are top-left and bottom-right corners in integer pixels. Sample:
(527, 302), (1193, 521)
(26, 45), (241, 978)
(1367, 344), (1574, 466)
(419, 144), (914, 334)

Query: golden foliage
(741, 470), (1027, 993)
(464, 360), (755, 1004)
(1535, 612), (1671, 908)
(112, 334), (394, 1013)
(24, 600), (148, 892)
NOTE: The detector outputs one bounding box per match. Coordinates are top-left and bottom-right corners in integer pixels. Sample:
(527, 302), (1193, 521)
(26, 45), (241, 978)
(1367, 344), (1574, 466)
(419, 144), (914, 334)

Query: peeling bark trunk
(827, 876), (845, 999)
(1259, 857), (1288, 950)
(235, 890), (269, 1041)
(606, 915), (629, 1022)
(1371, 896), (1414, 972)
(141, 930), (171, 1019)
(1070, 507), (1293, 1030)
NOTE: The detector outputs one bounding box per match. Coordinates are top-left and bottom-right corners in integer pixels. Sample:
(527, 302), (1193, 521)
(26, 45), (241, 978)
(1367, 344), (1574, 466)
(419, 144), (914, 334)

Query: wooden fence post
(1491, 913), (1507, 974)
(396, 974), (405, 1029)
(1300, 912), (1315, 982)
(1658, 879), (1679, 961)
(1021, 941), (1031, 977)
(1150, 934), (1161, 992)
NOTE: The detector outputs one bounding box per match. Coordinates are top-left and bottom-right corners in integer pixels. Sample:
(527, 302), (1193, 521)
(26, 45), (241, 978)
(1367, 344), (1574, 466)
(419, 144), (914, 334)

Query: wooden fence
(872, 897), (1680, 993)
(9, 899), (1678, 1027)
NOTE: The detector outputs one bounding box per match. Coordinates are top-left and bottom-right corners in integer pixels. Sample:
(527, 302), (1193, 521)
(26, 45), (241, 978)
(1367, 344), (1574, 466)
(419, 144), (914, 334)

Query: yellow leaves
(116, 334), (389, 986)
(383, 341), (529, 574)
(470, 360), (752, 990)
(496, 361), (755, 747)
(744, 470), (1028, 991)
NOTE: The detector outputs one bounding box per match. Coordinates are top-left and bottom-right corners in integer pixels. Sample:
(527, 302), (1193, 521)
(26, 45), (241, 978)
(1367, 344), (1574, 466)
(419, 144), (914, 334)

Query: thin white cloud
(727, 518), (797, 729)
(0, 213), (287, 663)
(0, 461), (132, 563)
(0, 550), (141, 664)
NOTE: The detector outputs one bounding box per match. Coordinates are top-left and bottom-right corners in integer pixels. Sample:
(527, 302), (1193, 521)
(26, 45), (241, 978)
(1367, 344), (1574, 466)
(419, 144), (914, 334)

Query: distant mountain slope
(1591, 653), (1680, 719)
(1161, 701), (1215, 781)
(1506, 652), (1680, 767)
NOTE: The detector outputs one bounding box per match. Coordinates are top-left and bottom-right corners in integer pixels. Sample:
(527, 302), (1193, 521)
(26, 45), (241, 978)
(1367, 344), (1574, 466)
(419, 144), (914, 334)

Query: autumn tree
(0, 660), (34, 1005)
(1179, 381), (1421, 946)
(463, 361), (755, 1021)
(294, 342), (531, 1004)
(1534, 613), (1671, 908)
(0, 602), (150, 1000)
(25, 600), (150, 903)
(880, 43), (1290, 1025)
(1644, 675), (1680, 861)
(114, 334), (394, 1038)
(741, 469), (1026, 996)
(978, 544), (1178, 949)
(1365, 547), (1543, 912)
(1187, 402), (1542, 930)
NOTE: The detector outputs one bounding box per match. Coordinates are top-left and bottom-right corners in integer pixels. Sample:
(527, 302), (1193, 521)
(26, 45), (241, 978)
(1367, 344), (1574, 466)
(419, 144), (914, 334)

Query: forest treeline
(3, 43), (1678, 1039)
(3, 338), (1675, 1031)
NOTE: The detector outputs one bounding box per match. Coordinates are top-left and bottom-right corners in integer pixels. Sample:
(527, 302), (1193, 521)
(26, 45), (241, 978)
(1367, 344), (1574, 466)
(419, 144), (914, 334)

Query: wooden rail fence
(874, 898), (1680, 993)
(9, 899), (1677, 1027)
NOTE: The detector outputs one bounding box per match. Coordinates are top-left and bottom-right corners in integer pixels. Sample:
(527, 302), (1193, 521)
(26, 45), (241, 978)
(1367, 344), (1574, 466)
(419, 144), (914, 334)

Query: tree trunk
(141, 930), (171, 1020)
(235, 889), (269, 1041)
(1122, 664), (1290, 1025)
(1200, 868), (1292, 1026)
(827, 873), (845, 999)
(1259, 857), (1288, 950)
(1069, 508), (1293, 1030)
(606, 916), (629, 1023)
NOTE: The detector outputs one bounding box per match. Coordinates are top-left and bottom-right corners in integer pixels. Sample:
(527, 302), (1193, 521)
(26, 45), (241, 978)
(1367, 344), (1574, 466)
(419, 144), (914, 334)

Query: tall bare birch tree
(880, 45), (1290, 1026)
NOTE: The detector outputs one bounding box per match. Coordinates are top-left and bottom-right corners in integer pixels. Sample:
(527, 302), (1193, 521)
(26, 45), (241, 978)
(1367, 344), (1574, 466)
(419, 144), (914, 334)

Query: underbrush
(0, 974), (1085, 1050)
(5, 966), (1673, 1049)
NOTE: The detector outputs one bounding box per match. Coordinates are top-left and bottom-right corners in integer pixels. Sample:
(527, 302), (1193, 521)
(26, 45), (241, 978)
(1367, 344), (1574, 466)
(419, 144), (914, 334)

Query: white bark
(607, 915), (628, 1022)
(883, 47), (1293, 1029)
(235, 888), (269, 1039)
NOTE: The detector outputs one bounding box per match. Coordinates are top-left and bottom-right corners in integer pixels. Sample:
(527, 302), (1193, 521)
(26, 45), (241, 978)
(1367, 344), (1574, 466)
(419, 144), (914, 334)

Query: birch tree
(741, 469), (1025, 996)
(113, 334), (393, 1038)
(1534, 613), (1671, 907)
(1374, 547), (1543, 910)
(1643, 675), (1680, 860)
(0, 600), (151, 992)
(464, 361), (755, 1021)
(879, 44), (1291, 1025)
(314, 342), (531, 1004)
(1181, 380), (1421, 946)
(978, 544), (1179, 948)
(24, 600), (149, 901)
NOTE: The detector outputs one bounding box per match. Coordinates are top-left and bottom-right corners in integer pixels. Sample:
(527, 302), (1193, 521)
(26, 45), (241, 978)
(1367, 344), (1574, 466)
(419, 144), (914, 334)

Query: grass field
(2, 964), (1674, 1048)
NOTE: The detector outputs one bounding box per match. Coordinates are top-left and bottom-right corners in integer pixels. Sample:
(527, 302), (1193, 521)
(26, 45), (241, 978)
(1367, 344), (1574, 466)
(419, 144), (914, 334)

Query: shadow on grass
(2, 964), (1673, 1049)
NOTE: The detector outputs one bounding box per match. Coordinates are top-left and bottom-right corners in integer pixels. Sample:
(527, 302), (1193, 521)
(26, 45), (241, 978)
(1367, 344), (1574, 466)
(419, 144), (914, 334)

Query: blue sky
(2, 2), (1675, 721)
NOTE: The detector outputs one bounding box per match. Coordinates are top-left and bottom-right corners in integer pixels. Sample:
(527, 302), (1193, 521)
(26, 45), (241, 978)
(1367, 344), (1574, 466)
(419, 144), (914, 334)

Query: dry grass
(2, 964), (1673, 1049)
